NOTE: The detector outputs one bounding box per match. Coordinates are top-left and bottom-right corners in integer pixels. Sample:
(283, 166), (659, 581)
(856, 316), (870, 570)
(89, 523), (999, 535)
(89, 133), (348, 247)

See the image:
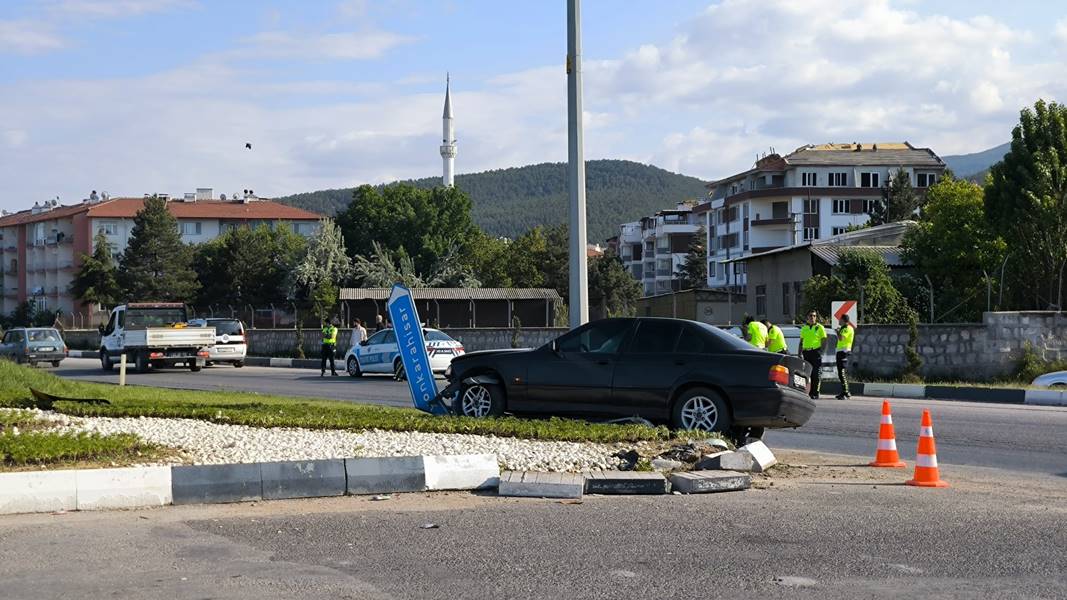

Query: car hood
(452, 348), (534, 362)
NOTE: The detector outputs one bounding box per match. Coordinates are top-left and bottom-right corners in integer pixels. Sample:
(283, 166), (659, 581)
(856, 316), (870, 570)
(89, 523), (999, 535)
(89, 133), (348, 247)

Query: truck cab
(100, 303), (216, 373)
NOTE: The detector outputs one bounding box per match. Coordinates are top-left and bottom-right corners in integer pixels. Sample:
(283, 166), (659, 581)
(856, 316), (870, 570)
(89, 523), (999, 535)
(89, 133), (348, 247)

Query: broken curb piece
(669, 470), (751, 494)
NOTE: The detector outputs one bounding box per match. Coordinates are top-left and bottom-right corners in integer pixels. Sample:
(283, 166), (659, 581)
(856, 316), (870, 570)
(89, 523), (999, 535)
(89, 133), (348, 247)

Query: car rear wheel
(393, 360), (406, 381)
(135, 352), (149, 373)
(52, 361), (61, 368)
(233, 361), (244, 368)
(100, 350), (113, 371)
(347, 356), (362, 378)
(189, 363), (202, 372)
(456, 382), (504, 418)
(672, 388), (731, 433)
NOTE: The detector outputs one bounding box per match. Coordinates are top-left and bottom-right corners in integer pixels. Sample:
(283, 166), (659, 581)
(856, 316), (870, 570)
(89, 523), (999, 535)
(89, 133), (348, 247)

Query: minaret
(440, 74), (457, 187)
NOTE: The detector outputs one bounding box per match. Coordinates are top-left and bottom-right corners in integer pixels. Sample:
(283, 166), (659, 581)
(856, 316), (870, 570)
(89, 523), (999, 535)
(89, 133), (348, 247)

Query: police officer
(321, 319), (339, 377)
(835, 314), (855, 399)
(763, 319), (787, 354)
(742, 315), (768, 349)
(799, 310), (827, 399)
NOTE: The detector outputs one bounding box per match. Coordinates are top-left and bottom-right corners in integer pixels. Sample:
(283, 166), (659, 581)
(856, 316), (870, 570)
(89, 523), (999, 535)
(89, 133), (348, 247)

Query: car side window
(104, 313), (116, 335)
(382, 330), (397, 345)
(116, 310), (125, 329)
(558, 320), (631, 354)
(629, 321), (683, 354)
(365, 331), (385, 345)
(676, 326), (714, 354)
(1, 332), (10, 344)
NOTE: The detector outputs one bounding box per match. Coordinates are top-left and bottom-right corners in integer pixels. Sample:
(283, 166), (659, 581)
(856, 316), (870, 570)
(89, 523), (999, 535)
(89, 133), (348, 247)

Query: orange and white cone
(869, 400), (907, 468)
(906, 409), (949, 488)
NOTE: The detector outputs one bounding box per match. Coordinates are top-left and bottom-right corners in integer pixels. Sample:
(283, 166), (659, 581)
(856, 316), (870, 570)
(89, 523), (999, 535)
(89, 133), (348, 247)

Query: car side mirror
(98, 324), (105, 334)
(359, 340), (368, 346)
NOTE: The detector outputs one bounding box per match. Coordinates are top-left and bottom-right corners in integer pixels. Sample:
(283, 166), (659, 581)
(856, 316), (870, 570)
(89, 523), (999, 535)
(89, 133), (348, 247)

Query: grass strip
(0, 361), (707, 444)
(0, 430), (167, 467)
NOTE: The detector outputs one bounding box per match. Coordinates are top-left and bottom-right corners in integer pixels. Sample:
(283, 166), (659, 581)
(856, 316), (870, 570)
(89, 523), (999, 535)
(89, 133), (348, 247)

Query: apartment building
(0, 190), (322, 318)
(618, 203), (702, 296)
(702, 142), (945, 290)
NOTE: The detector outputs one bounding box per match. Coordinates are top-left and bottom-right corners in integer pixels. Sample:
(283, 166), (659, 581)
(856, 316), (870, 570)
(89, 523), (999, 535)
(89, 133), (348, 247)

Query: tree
(901, 176), (1007, 321)
(352, 241), (479, 288)
(292, 218), (353, 320)
(70, 230), (122, 308)
(589, 252), (642, 318)
(503, 227), (550, 288)
(676, 226), (707, 289)
(194, 224), (306, 307)
(117, 196), (199, 301)
(8, 301), (34, 327)
(984, 99), (1067, 309)
(800, 248), (915, 324)
(868, 169), (921, 226)
(336, 184), (479, 276)
(463, 230), (512, 288)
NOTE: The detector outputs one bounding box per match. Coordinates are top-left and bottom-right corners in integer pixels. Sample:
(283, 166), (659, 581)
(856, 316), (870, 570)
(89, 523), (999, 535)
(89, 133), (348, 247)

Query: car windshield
(27, 329), (61, 342)
(425, 330), (453, 342)
(126, 308), (187, 328)
(208, 320), (243, 336)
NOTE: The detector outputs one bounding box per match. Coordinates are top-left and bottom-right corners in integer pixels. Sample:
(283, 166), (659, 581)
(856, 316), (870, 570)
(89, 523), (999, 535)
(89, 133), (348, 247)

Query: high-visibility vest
(837, 323), (855, 351)
(746, 321), (768, 348)
(800, 323), (826, 350)
(322, 326), (338, 345)
(766, 325), (787, 352)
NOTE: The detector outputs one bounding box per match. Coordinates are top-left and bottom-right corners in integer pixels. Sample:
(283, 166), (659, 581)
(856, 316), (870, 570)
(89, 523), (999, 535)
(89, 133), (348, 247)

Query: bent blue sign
(387, 284), (447, 415)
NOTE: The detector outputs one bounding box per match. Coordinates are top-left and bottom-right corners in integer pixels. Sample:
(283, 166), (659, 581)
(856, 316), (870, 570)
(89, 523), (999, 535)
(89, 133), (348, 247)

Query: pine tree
(117, 196), (200, 301)
(867, 169), (920, 226)
(70, 230), (122, 308)
(676, 226), (707, 289)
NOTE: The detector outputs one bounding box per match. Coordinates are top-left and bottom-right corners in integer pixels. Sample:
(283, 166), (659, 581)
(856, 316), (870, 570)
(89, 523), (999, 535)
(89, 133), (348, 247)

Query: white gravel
(5, 409), (626, 472)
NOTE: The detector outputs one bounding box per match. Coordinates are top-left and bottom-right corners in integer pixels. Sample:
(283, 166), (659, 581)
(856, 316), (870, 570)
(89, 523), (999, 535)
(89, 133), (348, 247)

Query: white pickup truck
(99, 303), (216, 373)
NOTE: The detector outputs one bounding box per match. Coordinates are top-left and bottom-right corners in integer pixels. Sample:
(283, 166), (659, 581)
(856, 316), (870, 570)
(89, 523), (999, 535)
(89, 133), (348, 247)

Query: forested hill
(275, 160), (708, 242)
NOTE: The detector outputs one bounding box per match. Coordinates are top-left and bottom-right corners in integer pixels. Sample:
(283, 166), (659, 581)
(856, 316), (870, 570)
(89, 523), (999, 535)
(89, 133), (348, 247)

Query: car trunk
(777, 354), (813, 392)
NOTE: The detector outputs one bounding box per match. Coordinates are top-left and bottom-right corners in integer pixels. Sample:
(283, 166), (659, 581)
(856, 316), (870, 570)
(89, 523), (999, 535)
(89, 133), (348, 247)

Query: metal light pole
(567, 0), (589, 328)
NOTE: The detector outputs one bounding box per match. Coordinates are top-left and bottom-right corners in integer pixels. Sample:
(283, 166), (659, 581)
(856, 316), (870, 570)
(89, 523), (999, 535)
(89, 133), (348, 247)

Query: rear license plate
(37, 346), (55, 352)
(217, 347), (234, 352)
(793, 373), (806, 387)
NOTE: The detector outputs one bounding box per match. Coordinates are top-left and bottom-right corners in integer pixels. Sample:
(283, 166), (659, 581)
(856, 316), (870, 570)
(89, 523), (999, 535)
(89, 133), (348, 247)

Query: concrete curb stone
(262, 459), (347, 500)
(423, 454), (499, 491)
(583, 471), (669, 495)
(669, 470), (751, 494)
(498, 471), (584, 499)
(345, 456), (426, 495)
(0, 470), (78, 514)
(1024, 389), (1067, 406)
(75, 466), (172, 510)
(171, 463), (263, 505)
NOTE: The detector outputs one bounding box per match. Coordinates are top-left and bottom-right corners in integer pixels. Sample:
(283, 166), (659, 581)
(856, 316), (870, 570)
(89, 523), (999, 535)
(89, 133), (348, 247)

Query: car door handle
(596, 359), (611, 366)
(674, 360), (686, 366)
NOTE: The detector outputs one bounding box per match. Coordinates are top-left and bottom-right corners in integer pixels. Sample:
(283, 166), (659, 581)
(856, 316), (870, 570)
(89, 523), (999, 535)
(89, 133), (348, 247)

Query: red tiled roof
(0, 197), (322, 227)
(0, 203), (90, 227)
(88, 198), (322, 220)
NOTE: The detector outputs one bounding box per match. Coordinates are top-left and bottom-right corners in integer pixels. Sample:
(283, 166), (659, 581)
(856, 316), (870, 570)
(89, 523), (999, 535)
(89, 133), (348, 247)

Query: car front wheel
(347, 356), (362, 378)
(672, 388), (731, 433)
(456, 382), (505, 418)
(393, 360), (406, 381)
(101, 350), (113, 371)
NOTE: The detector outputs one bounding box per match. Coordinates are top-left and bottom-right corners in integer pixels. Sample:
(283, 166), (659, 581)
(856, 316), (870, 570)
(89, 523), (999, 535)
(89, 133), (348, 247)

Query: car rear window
(630, 320), (683, 354)
(425, 330), (453, 342)
(27, 329), (61, 342)
(208, 320), (243, 336)
(693, 322), (756, 352)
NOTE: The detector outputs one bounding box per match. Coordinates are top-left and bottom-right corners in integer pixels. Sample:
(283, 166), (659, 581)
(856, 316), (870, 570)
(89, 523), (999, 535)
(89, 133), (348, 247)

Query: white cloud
(0, 20), (64, 54)
(234, 30), (416, 61)
(336, 0), (369, 19)
(46, 0), (193, 18)
(3, 129), (29, 148)
(1056, 18), (1067, 44)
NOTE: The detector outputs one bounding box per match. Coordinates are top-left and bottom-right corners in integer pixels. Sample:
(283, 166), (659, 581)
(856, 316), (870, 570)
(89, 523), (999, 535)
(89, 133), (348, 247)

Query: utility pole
(567, 0), (589, 328)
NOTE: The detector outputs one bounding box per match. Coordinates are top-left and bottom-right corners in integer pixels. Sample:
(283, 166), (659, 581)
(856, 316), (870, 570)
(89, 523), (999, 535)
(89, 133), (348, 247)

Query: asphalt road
(51, 358), (1067, 476)
(1, 457), (1065, 600)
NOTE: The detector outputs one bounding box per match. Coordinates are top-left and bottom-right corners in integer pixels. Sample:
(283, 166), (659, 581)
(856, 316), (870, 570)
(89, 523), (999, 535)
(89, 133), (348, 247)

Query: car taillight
(197, 350), (210, 358)
(426, 346), (435, 356)
(456, 346), (464, 353)
(769, 364), (790, 386)
(149, 351), (164, 359)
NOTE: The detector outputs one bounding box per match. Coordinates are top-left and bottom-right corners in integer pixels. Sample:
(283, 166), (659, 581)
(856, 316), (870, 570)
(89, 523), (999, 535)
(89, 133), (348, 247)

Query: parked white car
(343, 327), (465, 379)
(188, 318), (247, 367)
(1031, 371), (1067, 387)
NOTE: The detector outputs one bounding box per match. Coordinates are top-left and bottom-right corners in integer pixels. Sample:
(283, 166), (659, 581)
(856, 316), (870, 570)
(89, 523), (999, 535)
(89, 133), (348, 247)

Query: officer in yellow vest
(835, 314), (855, 399)
(742, 316), (768, 349)
(321, 319), (339, 377)
(762, 319), (787, 354)
(799, 310), (827, 399)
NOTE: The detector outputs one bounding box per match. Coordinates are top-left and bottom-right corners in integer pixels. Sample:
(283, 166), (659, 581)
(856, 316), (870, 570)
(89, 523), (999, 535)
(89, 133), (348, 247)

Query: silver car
(1031, 371), (1067, 388)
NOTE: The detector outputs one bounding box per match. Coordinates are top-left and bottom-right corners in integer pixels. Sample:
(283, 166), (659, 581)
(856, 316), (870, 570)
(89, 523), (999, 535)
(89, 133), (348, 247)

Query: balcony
(750, 217), (793, 227)
(655, 269), (672, 277)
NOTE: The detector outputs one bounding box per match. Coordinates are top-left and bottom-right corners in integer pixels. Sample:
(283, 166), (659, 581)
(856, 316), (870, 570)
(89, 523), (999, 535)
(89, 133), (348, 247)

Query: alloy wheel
(679, 395), (719, 431)
(459, 384), (493, 418)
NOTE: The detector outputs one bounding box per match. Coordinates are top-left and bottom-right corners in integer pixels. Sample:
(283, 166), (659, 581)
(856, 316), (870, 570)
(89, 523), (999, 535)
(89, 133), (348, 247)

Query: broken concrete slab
(695, 451), (757, 471)
(584, 471), (670, 495)
(650, 458), (685, 472)
(737, 440), (777, 472)
(669, 470), (751, 494)
(497, 471), (584, 499)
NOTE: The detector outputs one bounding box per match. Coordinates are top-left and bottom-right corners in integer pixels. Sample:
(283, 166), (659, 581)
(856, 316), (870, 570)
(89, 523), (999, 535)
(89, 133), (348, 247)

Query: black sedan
(442, 317), (815, 436)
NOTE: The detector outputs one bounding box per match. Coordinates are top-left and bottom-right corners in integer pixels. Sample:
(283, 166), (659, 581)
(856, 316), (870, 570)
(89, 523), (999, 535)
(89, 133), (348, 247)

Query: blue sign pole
(386, 285), (448, 415)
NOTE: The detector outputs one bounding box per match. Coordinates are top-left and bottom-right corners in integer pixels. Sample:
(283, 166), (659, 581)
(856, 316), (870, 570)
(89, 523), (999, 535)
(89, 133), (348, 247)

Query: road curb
(0, 453), (502, 516)
(1024, 389), (1067, 406)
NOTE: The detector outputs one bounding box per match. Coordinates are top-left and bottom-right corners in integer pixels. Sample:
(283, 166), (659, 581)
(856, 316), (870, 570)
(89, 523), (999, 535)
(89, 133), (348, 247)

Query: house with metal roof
(720, 221), (915, 322)
(700, 142), (944, 291)
(338, 287), (563, 328)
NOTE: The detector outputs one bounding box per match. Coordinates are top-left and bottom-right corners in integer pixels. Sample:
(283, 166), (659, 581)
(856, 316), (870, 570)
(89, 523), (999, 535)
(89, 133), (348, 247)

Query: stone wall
(851, 312), (1067, 381)
(59, 327), (567, 356)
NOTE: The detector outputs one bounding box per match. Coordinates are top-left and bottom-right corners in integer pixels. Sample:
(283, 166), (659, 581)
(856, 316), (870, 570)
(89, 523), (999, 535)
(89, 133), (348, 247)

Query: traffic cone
(869, 400), (907, 468)
(906, 409), (949, 488)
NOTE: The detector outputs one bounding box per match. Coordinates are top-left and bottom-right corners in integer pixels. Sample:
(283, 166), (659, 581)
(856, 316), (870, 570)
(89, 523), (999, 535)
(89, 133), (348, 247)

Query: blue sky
(2, 0), (1066, 211)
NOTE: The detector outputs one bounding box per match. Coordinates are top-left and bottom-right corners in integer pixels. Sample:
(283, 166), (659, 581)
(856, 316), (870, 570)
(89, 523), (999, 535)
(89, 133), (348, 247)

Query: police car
(343, 327), (465, 379)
